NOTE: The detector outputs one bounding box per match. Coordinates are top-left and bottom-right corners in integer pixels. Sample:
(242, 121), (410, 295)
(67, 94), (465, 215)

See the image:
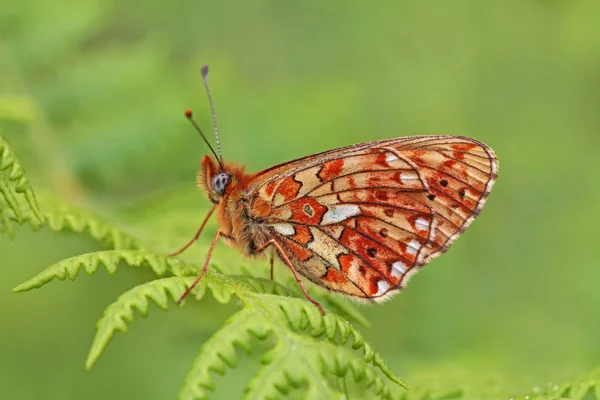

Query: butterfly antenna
(201, 64), (224, 165)
(184, 108), (223, 169)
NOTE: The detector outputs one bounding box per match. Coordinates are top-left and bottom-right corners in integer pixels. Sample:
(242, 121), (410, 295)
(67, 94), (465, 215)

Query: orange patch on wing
(251, 198), (272, 219)
(453, 151), (465, 161)
(375, 190), (388, 201)
(443, 159), (457, 169)
(393, 171), (404, 185)
(338, 253), (379, 296)
(338, 253), (354, 274)
(407, 150), (426, 164)
(287, 198), (327, 225)
(292, 225), (313, 245)
(322, 267), (346, 285)
(277, 176), (302, 201)
(318, 159), (344, 181)
(449, 143), (477, 163)
(283, 237), (313, 262)
(347, 175), (356, 188)
(264, 180), (279, 197)
(451, 143), (477, 152)
(374, 151), (389, 168)
(366, 173), (387, 186)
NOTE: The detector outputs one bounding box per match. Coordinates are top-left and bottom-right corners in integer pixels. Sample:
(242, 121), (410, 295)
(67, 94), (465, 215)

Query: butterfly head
(198, 155), (230, 204)
(198, 155), (252, 204)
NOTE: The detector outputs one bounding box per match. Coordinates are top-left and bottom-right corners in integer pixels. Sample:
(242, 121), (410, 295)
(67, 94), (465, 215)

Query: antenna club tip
(201, 64), (209, 78)
(184, 108), (193, 118)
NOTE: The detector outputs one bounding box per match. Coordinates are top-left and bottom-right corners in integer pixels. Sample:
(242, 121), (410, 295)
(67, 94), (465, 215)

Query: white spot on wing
(391, 261), (407, 278)
(376, 280), (390, 296)
(322, 204), (361, 224)
(271, 223), (295, 236)
(407, 239), (421, 255)
(415, 217), (428, 231)
(385, 153), (399, 163)
(400, 172), (417, 184)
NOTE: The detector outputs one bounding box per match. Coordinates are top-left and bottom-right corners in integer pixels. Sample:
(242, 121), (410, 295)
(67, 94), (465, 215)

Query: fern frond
(258, 295), (404, 389)
(179, 308), (264, 398)
(86, 275), (242, 370)
(0, 135), (44, 236)
(179, 285), (405, 400)
(243, 339), (343, 400)
(320, 292), (371, 329)
(231, 273), (370, 329)
(12, 250), (195, 292)
(86, 276), (196, 369)
(243, 334), (397, 400)
(539, 367), (600, 400)
(76, 273), (405, 399)
(68, 270), (405, 400)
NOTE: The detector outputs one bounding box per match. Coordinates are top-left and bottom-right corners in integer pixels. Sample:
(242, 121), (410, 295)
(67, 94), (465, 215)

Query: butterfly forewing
(246, 136), (497, 301)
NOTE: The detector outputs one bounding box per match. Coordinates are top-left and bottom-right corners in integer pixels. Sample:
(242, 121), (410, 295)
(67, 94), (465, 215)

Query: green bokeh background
(2, 1), (600, 399)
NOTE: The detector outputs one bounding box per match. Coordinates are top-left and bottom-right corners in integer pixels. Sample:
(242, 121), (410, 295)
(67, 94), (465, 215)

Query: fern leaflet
(0, 135), (44, 236)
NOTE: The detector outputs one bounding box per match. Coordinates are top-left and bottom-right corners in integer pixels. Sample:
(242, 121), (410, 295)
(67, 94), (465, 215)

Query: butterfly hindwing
(246, 136), (497, 300)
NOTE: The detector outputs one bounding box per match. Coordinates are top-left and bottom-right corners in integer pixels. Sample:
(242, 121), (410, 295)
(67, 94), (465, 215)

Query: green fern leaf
(544, 368), (600, 400)
(12, 250), (194, 292)
(86, 276), (195, 369)
(0, 135), (44, 236)
(181, 278), (405, 399)
(179, 308), (262, 398)
(75, 272), (405, 399)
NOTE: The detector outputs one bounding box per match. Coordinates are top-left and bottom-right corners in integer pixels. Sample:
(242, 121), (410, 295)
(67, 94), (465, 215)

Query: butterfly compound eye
(211, 172), (231, 195)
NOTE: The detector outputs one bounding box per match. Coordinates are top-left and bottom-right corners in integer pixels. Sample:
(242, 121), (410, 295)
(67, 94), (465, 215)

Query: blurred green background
(2, 0), (600, 399)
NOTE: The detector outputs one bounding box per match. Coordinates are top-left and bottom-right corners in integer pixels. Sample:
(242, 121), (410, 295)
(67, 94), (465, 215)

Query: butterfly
(172, 65), (498, 315)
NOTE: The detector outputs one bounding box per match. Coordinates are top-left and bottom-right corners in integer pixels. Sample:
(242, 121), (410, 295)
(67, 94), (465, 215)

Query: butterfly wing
(245, 136), (498, 301)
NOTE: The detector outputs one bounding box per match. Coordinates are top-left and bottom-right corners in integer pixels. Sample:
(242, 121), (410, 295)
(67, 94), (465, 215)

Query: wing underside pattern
(247, 136), (498, 300)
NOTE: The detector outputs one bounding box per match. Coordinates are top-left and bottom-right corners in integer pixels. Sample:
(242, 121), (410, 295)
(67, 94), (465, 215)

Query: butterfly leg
(253, 239), (326, 315)
(269, 255), (274, 281)
(177, 229), (232, 304)
(169, 204), (217, 257)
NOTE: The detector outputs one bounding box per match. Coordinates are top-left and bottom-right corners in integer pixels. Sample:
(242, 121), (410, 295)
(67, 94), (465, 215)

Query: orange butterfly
(173, 65), (498, 315)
